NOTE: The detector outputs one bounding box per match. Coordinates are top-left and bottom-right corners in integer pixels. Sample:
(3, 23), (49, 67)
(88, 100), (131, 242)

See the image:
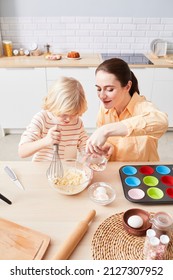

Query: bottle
(44, 43), (51, 55)
(2, 40), (13, 57)
(156, 234), (170, 260)
(143, 229), (156, 256)
(0, 32), (2, 57)
(19, 48), (24, 56)
(13, 49), (19, 56)
(24, 49), (30, 56)
(150, 211), (173, 238)
(144, 236), (160, 260)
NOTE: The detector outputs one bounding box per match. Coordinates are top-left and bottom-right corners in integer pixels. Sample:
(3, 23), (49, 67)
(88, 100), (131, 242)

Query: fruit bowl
(47, 159), (93, 195)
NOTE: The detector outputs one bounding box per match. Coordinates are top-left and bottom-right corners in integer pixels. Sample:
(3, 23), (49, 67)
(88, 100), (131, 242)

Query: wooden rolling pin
(52, 209), (96, 260)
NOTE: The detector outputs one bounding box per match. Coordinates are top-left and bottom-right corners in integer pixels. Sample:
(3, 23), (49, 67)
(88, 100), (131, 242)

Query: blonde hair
(42, 76), (87, 116)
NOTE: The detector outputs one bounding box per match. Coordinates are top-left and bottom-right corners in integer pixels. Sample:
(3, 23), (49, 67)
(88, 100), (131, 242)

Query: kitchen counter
(0, 161), (172, 260)
(145, 53), (173, 67)
(0, 53), (102, 68)
(0, 53), (173, 68)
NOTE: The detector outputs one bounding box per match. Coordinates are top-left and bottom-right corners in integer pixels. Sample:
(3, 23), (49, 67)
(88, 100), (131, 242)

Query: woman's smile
(102, 99), (112, 107)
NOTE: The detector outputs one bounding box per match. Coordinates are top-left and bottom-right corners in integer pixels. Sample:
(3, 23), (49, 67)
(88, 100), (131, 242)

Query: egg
(93, 189), (109, 200)
(96, 186), (107, 194)
(127, 215), (143, 228)
(95, 193), (109, 201)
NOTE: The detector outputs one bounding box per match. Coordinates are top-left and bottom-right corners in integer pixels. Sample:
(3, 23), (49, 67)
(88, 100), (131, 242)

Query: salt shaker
(144, 236), (160, 260)
(156, 234), (170, 260)
(150, 211), (173, 238)
(143, 228), (156, 256)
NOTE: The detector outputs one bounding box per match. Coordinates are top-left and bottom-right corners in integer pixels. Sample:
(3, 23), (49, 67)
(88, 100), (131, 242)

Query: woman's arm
(86, 122), (128, 154)
(86, 102), (168, 154)
(121, 109), (168, 138)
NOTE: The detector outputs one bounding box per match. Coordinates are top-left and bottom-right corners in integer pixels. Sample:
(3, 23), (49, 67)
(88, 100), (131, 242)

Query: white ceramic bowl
(88, 182), (116, 205)
(48, 159), (93, 195)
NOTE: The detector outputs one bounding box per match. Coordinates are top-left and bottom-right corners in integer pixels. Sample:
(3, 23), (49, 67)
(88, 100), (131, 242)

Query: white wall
(0, 1), (173, 54)
(0, 0), (173, 17)
(1, 16), (173, 54)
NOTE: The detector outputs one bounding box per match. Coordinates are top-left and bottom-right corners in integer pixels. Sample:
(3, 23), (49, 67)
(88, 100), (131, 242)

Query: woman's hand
(45, 125), (61, 146)
(86, 122), (128, 154)
(86, 126), (107, 154)
(101, 142), (114, 158)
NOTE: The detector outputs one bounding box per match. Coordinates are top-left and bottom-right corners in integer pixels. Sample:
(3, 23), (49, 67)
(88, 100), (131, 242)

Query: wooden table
(0, 161), (172, 260)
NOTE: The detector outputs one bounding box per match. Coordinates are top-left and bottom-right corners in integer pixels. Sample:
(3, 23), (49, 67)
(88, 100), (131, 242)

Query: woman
(86, 58), (168, 161)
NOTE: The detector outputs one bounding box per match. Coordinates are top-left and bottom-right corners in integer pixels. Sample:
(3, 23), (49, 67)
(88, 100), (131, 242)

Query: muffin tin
(119, 164), (173, 204)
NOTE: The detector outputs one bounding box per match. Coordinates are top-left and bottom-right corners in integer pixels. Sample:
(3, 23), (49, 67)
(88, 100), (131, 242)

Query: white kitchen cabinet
(46, 67), (99, 132)
(151, 68), (173, 127)
(0, 68), (47, 130)
(131, 68), (154, 101)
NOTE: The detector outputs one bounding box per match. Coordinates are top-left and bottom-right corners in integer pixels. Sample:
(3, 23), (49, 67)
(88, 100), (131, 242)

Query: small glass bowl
(86, 154), (108, 171)
(88, 182), (116, 205)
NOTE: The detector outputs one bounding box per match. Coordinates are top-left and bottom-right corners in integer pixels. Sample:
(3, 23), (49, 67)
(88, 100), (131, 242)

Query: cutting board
(0, 217), (50, 260)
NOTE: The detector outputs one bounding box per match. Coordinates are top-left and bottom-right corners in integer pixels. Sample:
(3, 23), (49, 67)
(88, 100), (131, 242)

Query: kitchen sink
(101, 53), (153, 65)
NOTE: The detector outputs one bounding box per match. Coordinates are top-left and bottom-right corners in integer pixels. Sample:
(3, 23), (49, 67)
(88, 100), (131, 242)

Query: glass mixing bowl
(47, 159), (93, 195)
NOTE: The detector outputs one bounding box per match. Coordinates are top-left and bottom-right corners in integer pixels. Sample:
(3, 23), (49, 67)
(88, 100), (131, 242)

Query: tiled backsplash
(0, 16), (173, 54)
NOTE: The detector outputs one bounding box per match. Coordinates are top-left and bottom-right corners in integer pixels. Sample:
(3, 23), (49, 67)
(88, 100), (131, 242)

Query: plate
(45, 54), (62, 60)
(150, 39), (165, 53)
(66, 56), (81, 60)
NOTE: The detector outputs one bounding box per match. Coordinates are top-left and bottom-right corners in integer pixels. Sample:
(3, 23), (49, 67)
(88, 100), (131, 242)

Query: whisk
(47, 144), (64, 180)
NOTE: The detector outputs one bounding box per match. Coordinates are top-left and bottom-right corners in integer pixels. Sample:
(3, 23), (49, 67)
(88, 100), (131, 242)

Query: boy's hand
(45, 125), (61, 146)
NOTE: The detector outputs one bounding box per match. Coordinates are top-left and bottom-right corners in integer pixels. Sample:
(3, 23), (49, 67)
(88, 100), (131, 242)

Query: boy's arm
(18, 125), (61, 158)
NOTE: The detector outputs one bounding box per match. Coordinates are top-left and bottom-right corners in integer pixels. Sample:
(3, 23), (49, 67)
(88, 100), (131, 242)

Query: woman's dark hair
(95, 58), (140, 96)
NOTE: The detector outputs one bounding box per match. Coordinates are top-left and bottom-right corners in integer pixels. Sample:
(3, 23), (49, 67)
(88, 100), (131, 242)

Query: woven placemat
(92, 212), (173, 260)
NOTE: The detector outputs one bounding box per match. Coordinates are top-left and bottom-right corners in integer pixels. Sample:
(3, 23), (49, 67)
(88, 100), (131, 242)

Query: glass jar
(19, 48), (24, 56)
(13, 49), (19, 56)
(150, 212), (173, 238)
(3, 40), (13, 56)
(157, 234), (170, 260)
(143, 229), (156, 256)
(143, 236), (160, 260)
